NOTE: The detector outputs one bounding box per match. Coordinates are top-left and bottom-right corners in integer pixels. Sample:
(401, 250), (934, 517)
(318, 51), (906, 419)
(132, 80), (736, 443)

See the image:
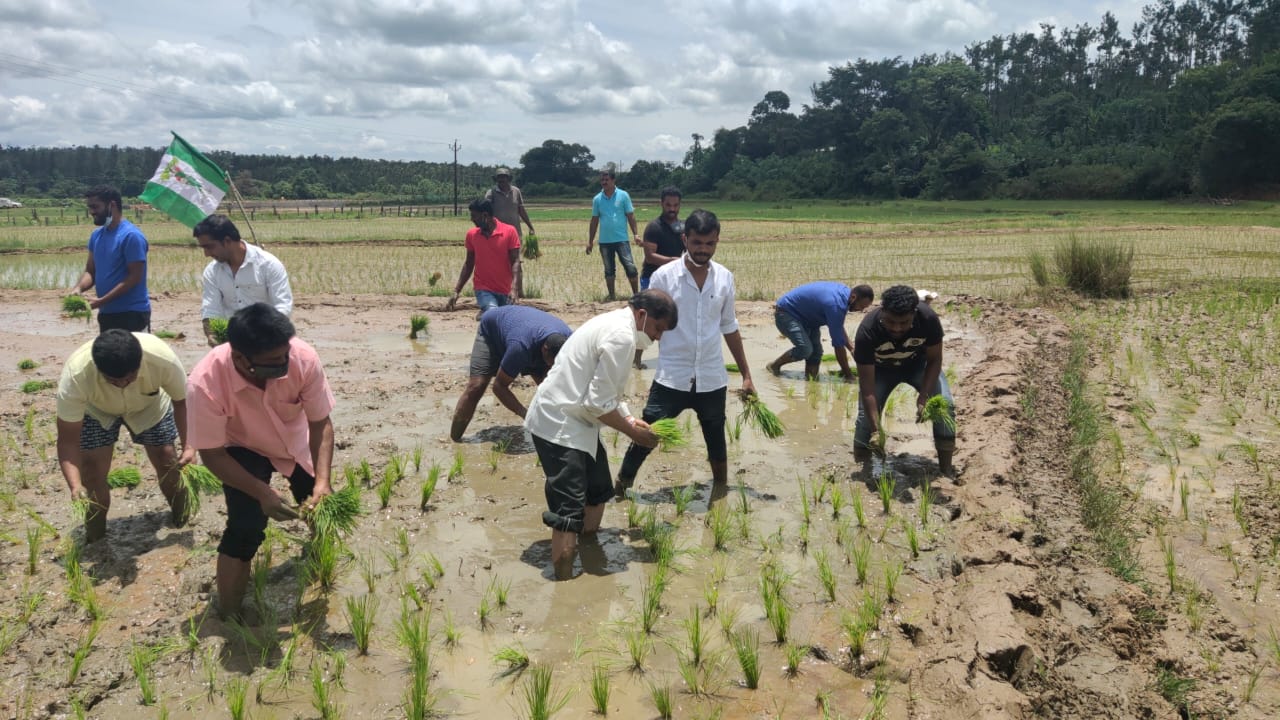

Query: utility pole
(450, 140), (460, 216)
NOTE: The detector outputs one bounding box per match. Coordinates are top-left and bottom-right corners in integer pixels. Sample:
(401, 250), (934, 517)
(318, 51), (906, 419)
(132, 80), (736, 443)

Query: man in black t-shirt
(635, 186), (685, 368)
(852, 285), (957, 475)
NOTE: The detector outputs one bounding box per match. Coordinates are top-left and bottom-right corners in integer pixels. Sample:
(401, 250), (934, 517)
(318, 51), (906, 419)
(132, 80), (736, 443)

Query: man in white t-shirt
(195, 214), (293, 346)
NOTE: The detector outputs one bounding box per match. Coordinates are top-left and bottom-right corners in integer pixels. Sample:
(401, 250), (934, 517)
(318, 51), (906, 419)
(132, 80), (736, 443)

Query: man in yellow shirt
(55, 330), (194, 542)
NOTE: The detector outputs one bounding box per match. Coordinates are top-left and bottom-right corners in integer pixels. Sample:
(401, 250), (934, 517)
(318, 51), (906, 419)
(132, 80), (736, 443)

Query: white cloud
(0, 94), (48, 128)
(641, 133), (687, 155)
(146, 41), (252, 82)
(288, 37), (522, 84)
(277, 0), (574, 46)
(0, 0), (96, 28)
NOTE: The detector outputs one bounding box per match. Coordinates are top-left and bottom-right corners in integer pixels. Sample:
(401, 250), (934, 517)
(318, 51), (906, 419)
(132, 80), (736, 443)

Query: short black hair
(227, 303), (296, 358)
(91, 329), (143, 379)
(684, 208), (719, 236)
(543, 333), (568, 360)
(84, 185), (122, 212)
(600, 169), (617, 180)
(468, 197), (493, 215)
(881, 285), (919, 315)
(852, 284), (875, 302)
(659, 186), (682, 201)
(629, 288), (678, 330)
(193, 214), (241, 243)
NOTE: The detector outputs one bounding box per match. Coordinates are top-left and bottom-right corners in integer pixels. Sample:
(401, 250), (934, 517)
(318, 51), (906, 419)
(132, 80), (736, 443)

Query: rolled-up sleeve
(582, 328), (634, 419)
(201, 262), (225, 320)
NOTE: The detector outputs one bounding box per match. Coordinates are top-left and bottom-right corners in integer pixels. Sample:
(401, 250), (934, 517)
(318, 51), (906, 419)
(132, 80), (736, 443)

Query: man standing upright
(447, 198), (522, 315)
(634, 186), (685, 368)
(585, 170), (640, 300)
(71, 185), (151, 332)
(616, 209), (754, 496)
(195, 214), (293, 346)
(484, 168), (535, 240)
(185, 303), (337, 618)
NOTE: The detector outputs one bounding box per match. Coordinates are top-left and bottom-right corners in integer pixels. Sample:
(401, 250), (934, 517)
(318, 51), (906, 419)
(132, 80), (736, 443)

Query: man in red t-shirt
(447, 197), (522, 316)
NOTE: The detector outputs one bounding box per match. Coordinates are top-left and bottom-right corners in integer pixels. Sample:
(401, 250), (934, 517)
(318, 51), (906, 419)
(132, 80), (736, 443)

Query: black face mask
(249, 357), (289, 380)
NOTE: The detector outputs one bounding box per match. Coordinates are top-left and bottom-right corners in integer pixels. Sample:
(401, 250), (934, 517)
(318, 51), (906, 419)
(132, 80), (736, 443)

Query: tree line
(5, 0), (1280, 202)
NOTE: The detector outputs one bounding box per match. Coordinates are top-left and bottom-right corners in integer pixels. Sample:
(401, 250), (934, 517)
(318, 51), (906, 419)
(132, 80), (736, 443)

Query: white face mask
(634, 313), (654, 350)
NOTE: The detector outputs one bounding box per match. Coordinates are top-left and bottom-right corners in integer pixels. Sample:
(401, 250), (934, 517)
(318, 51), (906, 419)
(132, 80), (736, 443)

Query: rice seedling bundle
(649, 418), (688, 451)
(307, 483), (363, 538)
(20, 379), (56, 394)
(107, 467), (142, 489)
(181, 464), (223, 516)
(738, 395), (784, 438)
(207, 318), (229, 345)
(919, 394), (957, 433)
(522, 233), (542, 260)
(725, 363), (740, 373)
(409, 315), (429, 339)
(62, 295), (91, 320)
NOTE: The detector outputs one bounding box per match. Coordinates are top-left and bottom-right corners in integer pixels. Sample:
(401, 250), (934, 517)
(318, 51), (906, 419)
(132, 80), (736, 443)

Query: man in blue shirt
(585, 170), (640, 300)
(70, 185), (151, 333)
(766, 281), (874, 381)
(450, 305), (571, 441)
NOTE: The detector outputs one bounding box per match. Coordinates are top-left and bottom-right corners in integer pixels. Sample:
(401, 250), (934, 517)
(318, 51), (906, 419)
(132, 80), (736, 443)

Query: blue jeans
(775, 310), (822, 363)
(853, 362), (956, 450)
(599, 242), (637, 279)
(475, 290), (511, 315)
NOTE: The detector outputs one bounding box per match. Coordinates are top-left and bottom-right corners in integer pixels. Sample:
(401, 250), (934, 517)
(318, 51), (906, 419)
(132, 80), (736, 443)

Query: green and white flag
(139, 133), (228, 228)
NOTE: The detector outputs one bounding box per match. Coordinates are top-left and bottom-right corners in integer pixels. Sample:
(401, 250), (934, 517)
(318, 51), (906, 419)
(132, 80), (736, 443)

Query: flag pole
(224, 171), (264, 248)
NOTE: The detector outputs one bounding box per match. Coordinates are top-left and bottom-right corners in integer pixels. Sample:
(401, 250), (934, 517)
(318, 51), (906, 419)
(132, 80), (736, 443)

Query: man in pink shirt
(185, 303), (337, 618)
(446, 197), (522, 316)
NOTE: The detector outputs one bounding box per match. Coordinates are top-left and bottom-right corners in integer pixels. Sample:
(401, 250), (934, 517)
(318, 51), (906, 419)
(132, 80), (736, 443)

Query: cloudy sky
(0, 0), (1146, 167)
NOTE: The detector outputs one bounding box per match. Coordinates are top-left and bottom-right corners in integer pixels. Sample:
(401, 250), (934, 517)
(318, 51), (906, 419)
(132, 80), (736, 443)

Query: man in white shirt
(195, 214), (293, 346)
(615, 209), (755, 497)
(524, 290), (677, 579)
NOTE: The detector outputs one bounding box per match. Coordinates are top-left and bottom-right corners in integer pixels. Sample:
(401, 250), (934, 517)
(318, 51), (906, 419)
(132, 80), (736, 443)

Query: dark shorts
(217, 446), (314, 561)
(532, 436), (612, 533)
(468, 330), (501, 377)
(98, 310), (151, 333)
(80, 408), (177, 451)
(599, 242), (638, 279)
(620, 382), (728, 478)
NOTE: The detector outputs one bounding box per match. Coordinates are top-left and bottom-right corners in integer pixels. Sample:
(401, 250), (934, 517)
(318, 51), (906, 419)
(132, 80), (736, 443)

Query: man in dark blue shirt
(450, 305), (571, 441)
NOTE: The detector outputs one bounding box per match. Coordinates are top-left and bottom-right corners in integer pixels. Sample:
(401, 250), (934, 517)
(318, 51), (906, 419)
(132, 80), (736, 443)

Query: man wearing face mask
(70, 185), (152, 333)
(185, 303), (337, 618)
(55, 329), (194, 543)
(615, 209), (754, 496)
(852, 284), (956, 475)
(524, 289), (678, 580)
(446, 197), (521, 316)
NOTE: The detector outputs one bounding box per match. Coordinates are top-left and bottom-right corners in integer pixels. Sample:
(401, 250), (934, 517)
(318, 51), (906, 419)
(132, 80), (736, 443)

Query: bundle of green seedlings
(725, 363), (740, 373)
(738, 395), (784, 438)
(207, 318), (230, 345)
(409, 315), (429, 339)
(522, 233), (542, 260)
(107, 467), (142, 489)
(306, 482), (363, 538)
(181, 464), (223, 516)
(62, 295), (91, 320)
(649, 418), (688, 451)
(20, 379), (56, 394)
(919, 394), (957, 433)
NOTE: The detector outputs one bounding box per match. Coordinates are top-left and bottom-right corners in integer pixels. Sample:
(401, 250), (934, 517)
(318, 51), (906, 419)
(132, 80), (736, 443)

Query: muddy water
(0, 291), (989, 720)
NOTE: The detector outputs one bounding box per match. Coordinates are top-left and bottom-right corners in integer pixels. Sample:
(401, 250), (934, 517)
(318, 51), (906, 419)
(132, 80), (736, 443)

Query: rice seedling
(1162, 536), (1178, 594)
(797, 478), (811, 526)
(129, 643), (161, 705)
(834, 517), (854, 549)
(590, 663), (611, 715)
(226, 676), (248, 720)
(409, 315), (429, 339)
(738, 395), (784, 438)
(490, 576), (511, 608)
(702, 578), (720, 616)
(672, 484), (696, 517)
(207, 317), (229, 345)
(626, 500), (641, 528)
(650, 682), (674, 719)
(358, 459), (372, 485)
(1232, 486), (1249, 534)
(344, 594), (378, 655)
(707, 505), (732, 551)
(494, 645), (531, 675)
(1154, 665), (1195, 713)
(682, 606), (708, 668)
(851, 485), (866, 528)
(18, 586), (43, 624)
(425, 552), (445, 580)
(730, 627), (760, 689)
(876, 472), (895, 515)
(829, 483), (845, 519)
(310, 661), (341, 720)
(25, 526), (40, 576)
(443, 609), (462, 647)
(523, 664), (572, 720)
(1244, 663), (1263, 702)
(106, 466), (141, 489)
(885, 559), (904, 602)
(420, 462), (441, 510)
(306, 482), (363, 538)
(65, 618), (101, 686)
(394, 603), (432, 674)
(23, 405), (36, 440)
(402, 581), (422, 611)
(650, 418), (689, 451)
(376, 471), (395, 509)
(784, 643), (806, 676)
(919, 395), (957, 433)
(395, 526), (410, 557)
(62, 294), (90, 316)
(905, 520), (920, 558)
(736, 479), (751, 515)
(180, 464), (223, 518)
(624, 626), (651, 671)
(842, 609), (873, 661)
(640, 573), (665, 634)
(17, 358), (37, 370)
(523, 233), (542, 260)
(918, 478), (933, 528)
(1252, 567), (1263, 602)
(760, 564), (791, 643)
(866, 671), (891, 719)
(404, 651), (438, 720)
(815, 549), (837, 602)
(20, 379), (56, 393)
(304, 531), (346, 592)
(449, 449), (464, 480)
(478, 594), (492, 630)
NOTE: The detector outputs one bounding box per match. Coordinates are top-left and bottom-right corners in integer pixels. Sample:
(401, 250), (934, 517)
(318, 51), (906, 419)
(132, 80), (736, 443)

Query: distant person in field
(634, 185), (685, 368)
(447, 197), (522, 316)
(450, 305), (571, 441)
(524, 290), (676, 580)
(55, 330), (193, 542)
(484, 168), (536, 240)
(585, 170), (640, 300)
(185, 304), (337, 618)
(70, 185), (151, 333)
(852, 284), (956, 475)
(766, 282), (875, 381)
(615, 209), (755, 496)
(195, 214), (293, 347)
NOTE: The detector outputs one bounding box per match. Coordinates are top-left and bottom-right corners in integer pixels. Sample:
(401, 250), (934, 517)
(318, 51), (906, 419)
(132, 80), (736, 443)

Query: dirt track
(0, 290), (1273, 719)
